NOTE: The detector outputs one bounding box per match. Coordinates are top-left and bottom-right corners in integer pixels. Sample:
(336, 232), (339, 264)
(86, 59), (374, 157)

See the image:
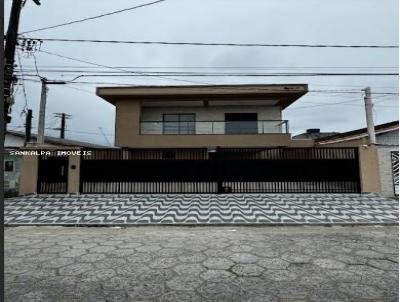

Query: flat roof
(96, 84), (308, 109)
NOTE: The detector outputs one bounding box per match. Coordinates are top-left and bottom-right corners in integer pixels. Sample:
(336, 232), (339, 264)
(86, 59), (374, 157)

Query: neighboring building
(4, 130), (106, 196)
(293, 129), (339, 140)
(3, 151), (22, 197)
(316, 121), (399, 197)
(5, 130), (108, 148)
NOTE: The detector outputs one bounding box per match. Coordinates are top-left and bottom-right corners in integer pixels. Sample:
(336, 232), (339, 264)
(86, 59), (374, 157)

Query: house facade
(316, 121), (399, 197)
(96, 84), (313, 148)
(17, 84), (380, 195)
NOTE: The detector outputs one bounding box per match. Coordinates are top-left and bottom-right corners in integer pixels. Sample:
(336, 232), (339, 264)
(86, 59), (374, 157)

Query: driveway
(5, 193), (398, 225)
(5, 225), (399, 302)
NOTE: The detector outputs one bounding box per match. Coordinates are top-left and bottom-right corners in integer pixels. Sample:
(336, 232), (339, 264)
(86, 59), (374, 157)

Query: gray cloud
(5, 0), (398, 145)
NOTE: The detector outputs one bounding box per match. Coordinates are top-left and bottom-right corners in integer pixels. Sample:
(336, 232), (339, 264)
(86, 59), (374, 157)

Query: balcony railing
(139, 120), (289, 135)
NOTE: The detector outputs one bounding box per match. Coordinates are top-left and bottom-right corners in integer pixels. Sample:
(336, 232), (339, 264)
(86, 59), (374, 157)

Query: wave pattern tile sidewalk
(4, 194), (398, 225)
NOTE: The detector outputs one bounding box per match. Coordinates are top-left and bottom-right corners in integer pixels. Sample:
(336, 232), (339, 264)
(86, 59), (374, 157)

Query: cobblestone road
(5, 226), (399, 302)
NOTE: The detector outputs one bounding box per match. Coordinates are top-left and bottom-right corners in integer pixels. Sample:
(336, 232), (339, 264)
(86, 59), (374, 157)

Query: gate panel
(391, 151), (399, 196)
(79, 148), (360, 194)
(37, 153), (69, 193)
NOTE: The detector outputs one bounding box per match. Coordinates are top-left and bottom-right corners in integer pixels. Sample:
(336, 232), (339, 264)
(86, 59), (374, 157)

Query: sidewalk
(5, 193), (398, 225)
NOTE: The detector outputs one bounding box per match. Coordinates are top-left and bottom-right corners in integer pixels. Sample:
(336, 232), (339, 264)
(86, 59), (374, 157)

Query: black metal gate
(79, 147), (361, 193)
(37, 152), (69, 193)
(391, 151), (399, 196)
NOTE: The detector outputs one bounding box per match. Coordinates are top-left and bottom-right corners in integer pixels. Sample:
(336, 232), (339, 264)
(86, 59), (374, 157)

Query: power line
(32, 53), (42, 79)
(288, 99), (398, 110)
(16, 76), (399, 106)
(15, 69), (400, 77)
(15, 68), (399, 74)
(18, 37), (399, 49)
(19, 0), (167, 34)
(16, 71), (399, 82)
(16, 50), (28, 112)
(16, 65), (399, 70)
(38, 49), (210, 85)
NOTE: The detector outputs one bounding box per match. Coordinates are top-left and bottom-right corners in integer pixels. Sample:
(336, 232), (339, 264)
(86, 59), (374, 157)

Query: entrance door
(225, 113), (258, 134)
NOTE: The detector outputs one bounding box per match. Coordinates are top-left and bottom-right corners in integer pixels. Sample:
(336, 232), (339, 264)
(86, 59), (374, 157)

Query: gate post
(68, 153), (81, 193)
(358, 145), (381, 193)
(19, 152), (39, 195)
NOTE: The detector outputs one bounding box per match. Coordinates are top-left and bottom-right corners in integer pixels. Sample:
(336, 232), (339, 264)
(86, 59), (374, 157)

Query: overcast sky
(5, 0), (399, 145)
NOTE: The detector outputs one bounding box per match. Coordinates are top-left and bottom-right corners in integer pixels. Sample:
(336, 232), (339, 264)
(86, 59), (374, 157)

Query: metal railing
(140, 120), (289, 135)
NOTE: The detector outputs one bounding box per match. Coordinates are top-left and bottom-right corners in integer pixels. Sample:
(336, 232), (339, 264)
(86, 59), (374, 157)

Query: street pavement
(5, 225), (399, 302)
(5, 193), (398, 225)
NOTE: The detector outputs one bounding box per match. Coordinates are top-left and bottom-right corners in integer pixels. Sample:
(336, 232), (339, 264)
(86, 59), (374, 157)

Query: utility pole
(25, 108), (32, 143)
(37, 78), (66, 144)
(54, 112), (71, 139)
(363, 86), (376, 145)
(4, 0), (23, 127)
(37, 78), (48, 144)
(4, 0), (41, 129)
(60, 113), (66, 139)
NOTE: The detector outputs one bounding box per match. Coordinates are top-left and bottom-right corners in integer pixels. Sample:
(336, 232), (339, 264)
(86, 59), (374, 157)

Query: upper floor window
(225, 113), (258, 134)
(163, 114), (195, 134)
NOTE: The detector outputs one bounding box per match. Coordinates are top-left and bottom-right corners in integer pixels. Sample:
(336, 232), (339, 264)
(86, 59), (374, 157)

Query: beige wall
(358, 145), (381, 193)
(288, 139), (315, 147)
(114, 100), (313, 148)
(141, 106), (283, 135)
(121, 133), (298, 148)
(19, 155), (38, 195)
(115, 100), (141, 146)
(141, 105), (282, 120)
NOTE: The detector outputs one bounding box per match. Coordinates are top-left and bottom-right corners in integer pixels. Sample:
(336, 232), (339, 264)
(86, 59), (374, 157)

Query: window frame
(162, 113), (196, 135)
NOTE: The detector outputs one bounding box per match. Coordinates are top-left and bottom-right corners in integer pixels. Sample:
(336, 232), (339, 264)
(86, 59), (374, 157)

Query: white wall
(5, 134), (25, 147)
(140, 106), (284, 134)
(377, 130), (398, 146)
(377, 146), (398, 197)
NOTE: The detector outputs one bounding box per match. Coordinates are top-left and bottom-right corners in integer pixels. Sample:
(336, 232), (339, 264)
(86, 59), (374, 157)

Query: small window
(5, 160), (14, 172)
(163, 114), (195, 134)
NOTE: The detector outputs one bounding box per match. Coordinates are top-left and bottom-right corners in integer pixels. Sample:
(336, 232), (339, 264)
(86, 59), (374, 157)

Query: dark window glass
(225, 113), (258, 134)
(5, 160), (14, 172)
(163, 114), (195, 134)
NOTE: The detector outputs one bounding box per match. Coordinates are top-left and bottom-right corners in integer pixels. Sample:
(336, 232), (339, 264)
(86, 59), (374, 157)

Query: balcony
(139, 120), (289, 135)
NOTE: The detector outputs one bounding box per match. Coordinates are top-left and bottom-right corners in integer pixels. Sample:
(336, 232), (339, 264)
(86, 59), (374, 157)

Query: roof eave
(96, 84), (309, 107)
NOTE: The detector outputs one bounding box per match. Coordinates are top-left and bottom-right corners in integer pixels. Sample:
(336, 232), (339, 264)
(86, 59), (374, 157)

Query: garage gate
(76, 147), (361, 194)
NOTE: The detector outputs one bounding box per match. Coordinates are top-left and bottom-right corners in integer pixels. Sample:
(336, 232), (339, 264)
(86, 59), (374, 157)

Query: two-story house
(18, 84), (379, 195)
(96, 84), (312, 148)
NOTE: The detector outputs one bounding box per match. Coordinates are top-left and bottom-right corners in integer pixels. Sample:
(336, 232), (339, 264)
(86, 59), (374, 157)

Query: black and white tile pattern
(4, 194), (398, 225)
